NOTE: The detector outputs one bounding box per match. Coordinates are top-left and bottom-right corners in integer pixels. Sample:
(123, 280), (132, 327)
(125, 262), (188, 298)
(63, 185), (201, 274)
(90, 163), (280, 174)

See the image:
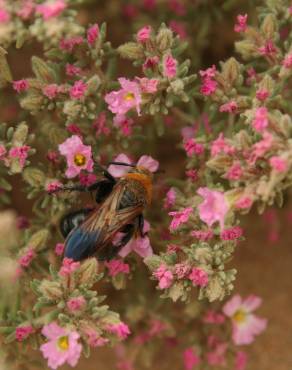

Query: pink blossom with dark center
(256, 88), (269, 101)
(55, 243), (65, 256)
(188, 267), (208, 287)
(19, 247), (35, 268)
(87, 23), (99, 45)
(69, 80), (87, 100)
(16, 325), (34, 341)
(184, 138), (204, 157)
(234, 14), (248, 33)
(66, 296), (86, 312)
(219, 100), (238, 114)
(46, 180), (62, 193)
(269, 156), (288, 173)
(13, 79), (29, 93)
(220, 226), (243, 241)
(105, 259), (130, 277)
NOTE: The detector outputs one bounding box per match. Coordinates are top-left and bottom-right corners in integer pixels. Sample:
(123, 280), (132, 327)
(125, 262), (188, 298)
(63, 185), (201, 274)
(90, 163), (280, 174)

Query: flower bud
(23, 167), (46, 188)
(261, 14), (276, 39)
(39, 280), (63, 300)
(0, 46), (12, 86)
(206, 154), (233, 172)
(156, 27), (173, 52)
(12, 123), (29, 146)
(20, 93), (44, 112)
(78, 258), (98, 286)
(86, 75), (101, 94)
(117, 42), (144, 60)
(205, 275), (224, 302)
(28, 229), (49, 251)
(221, 57), (241, 85)
(31, 56), (56, 83)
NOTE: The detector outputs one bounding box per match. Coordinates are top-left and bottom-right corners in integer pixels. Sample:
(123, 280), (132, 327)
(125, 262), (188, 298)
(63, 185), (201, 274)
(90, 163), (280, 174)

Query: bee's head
(129, 166), (153, 180)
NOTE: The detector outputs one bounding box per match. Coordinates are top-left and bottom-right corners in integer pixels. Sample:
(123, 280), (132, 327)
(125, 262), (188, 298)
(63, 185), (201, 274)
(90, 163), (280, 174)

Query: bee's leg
(138, 214), (147, 237)
(60, 208), (94, 238)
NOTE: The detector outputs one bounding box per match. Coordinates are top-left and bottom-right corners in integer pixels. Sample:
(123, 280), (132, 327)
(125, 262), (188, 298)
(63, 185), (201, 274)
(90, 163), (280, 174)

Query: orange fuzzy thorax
(125, 172), (153, 204)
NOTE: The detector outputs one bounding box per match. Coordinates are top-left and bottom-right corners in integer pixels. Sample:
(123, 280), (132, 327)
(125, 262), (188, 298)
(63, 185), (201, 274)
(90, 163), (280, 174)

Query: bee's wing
(64, 182), (143, 261)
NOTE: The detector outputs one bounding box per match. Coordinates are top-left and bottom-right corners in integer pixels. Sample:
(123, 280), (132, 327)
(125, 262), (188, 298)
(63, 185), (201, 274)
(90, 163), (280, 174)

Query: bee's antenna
(108, 161), (136, 168)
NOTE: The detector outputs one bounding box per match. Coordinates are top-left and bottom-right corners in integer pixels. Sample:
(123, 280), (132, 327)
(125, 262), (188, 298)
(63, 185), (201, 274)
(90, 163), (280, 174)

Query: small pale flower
(40, 322), (82, 369)
(183, 348), (200, 370)
(107, 323), (131, 339)
(226, 162), (243, 181)
(58, 135), (93, 178)
(197, 187), (229, 230)
(43, 84), (60, 99)
(211, 133), (235, 156)
(223, 294), (267, 345)
(164, 187), (176, 209)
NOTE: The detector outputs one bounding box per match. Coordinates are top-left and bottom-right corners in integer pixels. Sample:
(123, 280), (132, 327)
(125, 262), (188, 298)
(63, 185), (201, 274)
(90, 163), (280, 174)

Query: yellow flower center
(233, 309), (247, 324)
(57, 336), (69, 351)
(74, 153), (86, 166)
(124, 92), (135, 101)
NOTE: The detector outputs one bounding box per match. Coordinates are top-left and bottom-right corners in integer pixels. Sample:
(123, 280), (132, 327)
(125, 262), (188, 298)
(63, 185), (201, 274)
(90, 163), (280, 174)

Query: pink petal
(222, 295), (242, 317)
(41, 322), (65, 339)
(137, 155), (159, 172)
(108, 153), (132, 177)
(242, 295), (262, 312)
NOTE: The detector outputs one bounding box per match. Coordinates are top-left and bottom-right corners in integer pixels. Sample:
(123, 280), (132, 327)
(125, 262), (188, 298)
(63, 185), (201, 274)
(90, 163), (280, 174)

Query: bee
(55, 162), (155, 261)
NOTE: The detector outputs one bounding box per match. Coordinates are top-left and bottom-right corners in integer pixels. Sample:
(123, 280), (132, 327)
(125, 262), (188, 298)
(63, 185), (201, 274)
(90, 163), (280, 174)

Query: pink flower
(203, 310), (225, 324)
(93, 112), (110, 136)
(143, 0), (156, 11)
(269, 156), (288, 173)
(207, 342), (228, 366)
(66, 64), (81, 77)
(226, 162), (243, 180)
(234, 14), (248, 33)
(137, 25), (152, 42)
(199, 65), (216, 79)
(107, 323), (131, 339)
(163, 54), (177, 78)
(143, 56), (159, 71)
(58, 135), (93, 178)
(174, 263), (191, 279)
(66, 296), (86, 312)
(168, 0), (186, 16)
(191, 230), (214, 241)
(69, 80), (87, 100)
(16, 325), (34, 341)
(153, 264), (174, 289)
(258, 40), (277, 56)
(249, 132), (273, 164)
(113, 115), (134, 136)
(59, 258), (80, 277)
(282, 53), (292, 68)
(36, 0), (67, 20)
(13, 79), (29, 93)
(16, 0), (35, 20)
(200, 78), (217, 96)
(105, 259), (130, 277)
(9, 145), (30, 169)
(234, 351), (248, 370)
(43, 84), (61, 99)
(87, 23), (99, 45)
(219, 101), (238, 114)
(184, 138), (204, 157)
(188, 267), (208, 287)
(186, 169), (198, 181)
(164, 188), (176, 209)
(223, 294), (267, 345)
(67, 123), (82, 136)
(211, 133), (235, 156)
(40, 322), (82, 369)
(105, 78), (142, 116)
(60, 36), (83, 52)
(0, 8), (10, 23)
(252, 107), (269, 133)
(197, 187), (229, 230)
(136, 77), (158, 93)
(0, 145), (6, 160)
(19, 247), (35, 268)
(256, 88), (269, 101)
(183, 348), (200, 370)
(169, 207), (193, 230)
(55, 243), (65, 256)
(46, 180), (62, 193)
(79, 172), (97, 186)
(235, 196), (253, 210)
(108, 153), (159, 177)
(86, 330), (109, 347)
(220, 226), (243, 241)
(169, 20), (187, 39)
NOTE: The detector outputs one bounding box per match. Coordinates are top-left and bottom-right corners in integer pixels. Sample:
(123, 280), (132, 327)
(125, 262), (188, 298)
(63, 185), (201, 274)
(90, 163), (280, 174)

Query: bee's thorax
(124, 172), (153, 204)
